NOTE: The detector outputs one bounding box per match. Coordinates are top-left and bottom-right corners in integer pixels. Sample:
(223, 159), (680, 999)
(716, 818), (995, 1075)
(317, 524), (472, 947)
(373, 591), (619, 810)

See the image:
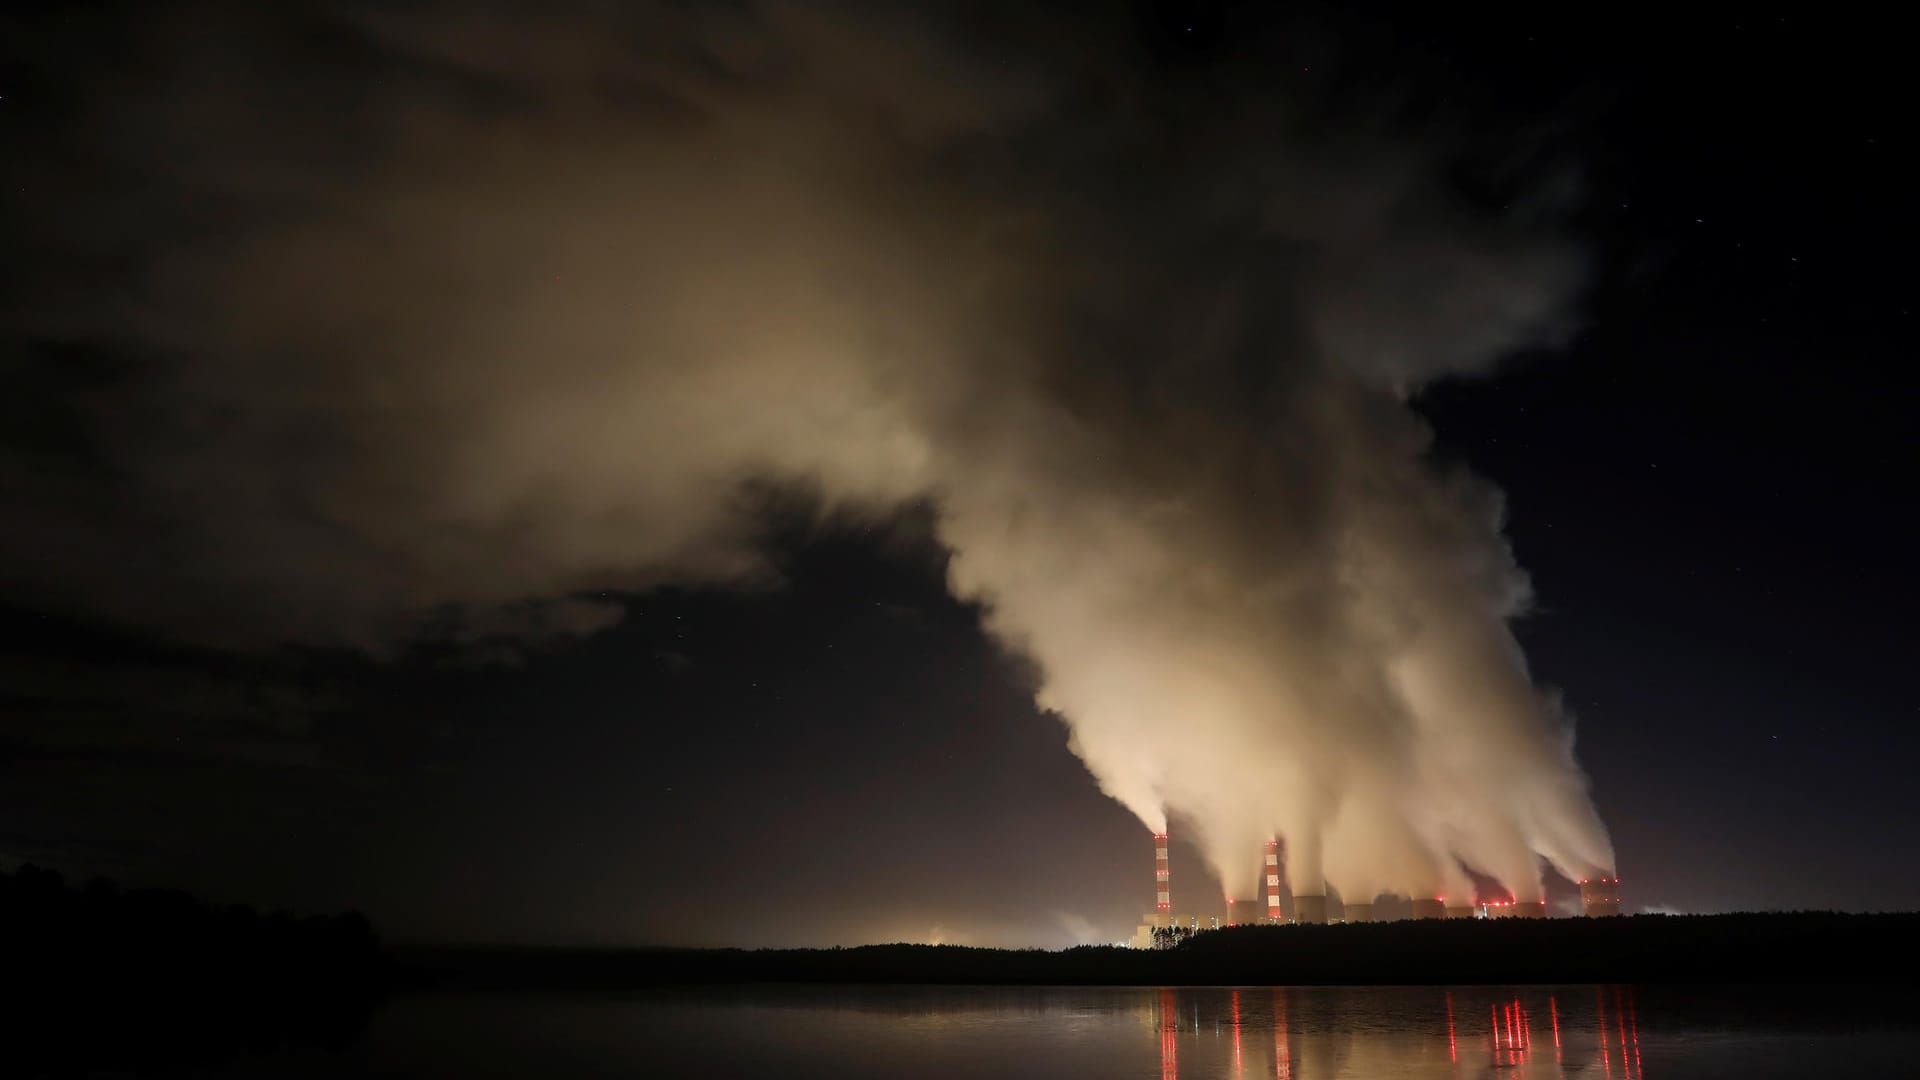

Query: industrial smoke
(1, 3), (1613, 907)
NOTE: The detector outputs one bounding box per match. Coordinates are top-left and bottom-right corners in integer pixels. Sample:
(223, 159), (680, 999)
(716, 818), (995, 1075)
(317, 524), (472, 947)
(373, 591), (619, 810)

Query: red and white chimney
(1154, 832), (1172, 916)
(1264, 840), (1282, 924)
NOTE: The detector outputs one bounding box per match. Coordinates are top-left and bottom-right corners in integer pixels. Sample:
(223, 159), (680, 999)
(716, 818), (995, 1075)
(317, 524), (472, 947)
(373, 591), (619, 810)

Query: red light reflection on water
(1231, 990), (1243, 1077)
(1598, 987), (1612, 1077)
(1159, 988), (1178, 1080)
(1271, 988), (1290, 1079)
(1487, 998), (1530, 1067)
(1576, 988), (1646, 1077)
(1630, 989), (1642, 1075)
(1138, 985), (1653, 1079)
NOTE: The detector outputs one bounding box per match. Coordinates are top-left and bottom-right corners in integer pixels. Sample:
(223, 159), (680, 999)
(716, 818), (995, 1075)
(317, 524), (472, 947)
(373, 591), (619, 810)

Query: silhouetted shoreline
(4, 864), (386, 1077)
(12, 854), (1915, 1079)
(397, 912), (1920, 990)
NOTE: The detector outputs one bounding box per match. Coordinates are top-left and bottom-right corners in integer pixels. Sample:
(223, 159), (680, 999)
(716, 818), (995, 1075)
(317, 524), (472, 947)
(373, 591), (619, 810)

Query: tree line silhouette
(11, 856), (1915, 1076)
(3, 863), (386, 1077)
(404, 910), (1920, 990)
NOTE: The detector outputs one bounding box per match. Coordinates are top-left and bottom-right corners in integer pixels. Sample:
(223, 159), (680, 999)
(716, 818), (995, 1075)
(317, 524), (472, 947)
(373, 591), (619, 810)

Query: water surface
(228, 984), (1916, 1078)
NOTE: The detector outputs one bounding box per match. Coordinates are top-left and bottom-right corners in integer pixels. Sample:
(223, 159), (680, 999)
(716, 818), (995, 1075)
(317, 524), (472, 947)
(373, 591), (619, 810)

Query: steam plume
(1, 2), (1612, 907)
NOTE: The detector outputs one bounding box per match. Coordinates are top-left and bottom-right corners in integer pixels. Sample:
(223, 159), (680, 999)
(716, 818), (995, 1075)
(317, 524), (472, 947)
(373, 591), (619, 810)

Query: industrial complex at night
(1129, 834), (1623, 948)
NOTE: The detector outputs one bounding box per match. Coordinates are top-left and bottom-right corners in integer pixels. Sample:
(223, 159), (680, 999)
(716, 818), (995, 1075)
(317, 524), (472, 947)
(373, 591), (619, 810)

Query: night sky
(2, 3), (1914, 948)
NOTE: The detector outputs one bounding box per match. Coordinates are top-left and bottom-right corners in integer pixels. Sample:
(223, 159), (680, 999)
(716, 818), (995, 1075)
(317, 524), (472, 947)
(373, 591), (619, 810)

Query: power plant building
(1129, 910), (1209, 949)
(1126, 834), (1619, 944)
(1482, 899), (1547, 919)
(1226, 899), (1264, 925)
(1292, 894), (1328, 925)
(1580, 876), (1623, 917)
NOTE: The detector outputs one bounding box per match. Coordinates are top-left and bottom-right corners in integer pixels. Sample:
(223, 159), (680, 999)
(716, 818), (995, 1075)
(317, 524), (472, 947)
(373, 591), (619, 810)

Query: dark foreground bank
(3, 864), (386, 1077)
(402, 912), (1920, 990)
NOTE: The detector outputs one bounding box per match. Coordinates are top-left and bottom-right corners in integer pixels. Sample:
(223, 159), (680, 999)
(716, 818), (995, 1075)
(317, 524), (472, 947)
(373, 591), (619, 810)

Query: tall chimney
(1154, 832), (1172, 919)
(1264, 840), (1283, 924)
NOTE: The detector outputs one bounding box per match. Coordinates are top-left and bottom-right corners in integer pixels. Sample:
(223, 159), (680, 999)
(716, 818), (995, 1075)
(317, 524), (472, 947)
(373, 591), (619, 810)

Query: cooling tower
(1342, 902), (1374, 924)
(1227, 899), (1263, 925)
(1292, 894), (1328, 925)
(1410, 898), (1447, 920)
(1579, 876), (1622, 917)
(1153, 833), (1172, 916)
(1444, 904), (1477, 920)
(1263, 840), (1283, 924)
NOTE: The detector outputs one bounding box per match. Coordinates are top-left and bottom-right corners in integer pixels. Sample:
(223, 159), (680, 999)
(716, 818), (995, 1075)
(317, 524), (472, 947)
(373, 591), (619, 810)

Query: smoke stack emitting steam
(1154, 833), (1172, 915)
(0, 5), (1616, 921)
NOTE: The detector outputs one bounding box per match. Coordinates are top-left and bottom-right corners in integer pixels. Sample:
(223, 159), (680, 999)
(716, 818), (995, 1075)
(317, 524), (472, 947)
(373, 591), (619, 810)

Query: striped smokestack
(1153, 832), (1171, 916)
(1263, 840), (1282, 924)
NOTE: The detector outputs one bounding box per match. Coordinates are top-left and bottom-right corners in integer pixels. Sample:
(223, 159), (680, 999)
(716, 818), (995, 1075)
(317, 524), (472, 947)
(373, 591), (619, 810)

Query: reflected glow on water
(1162, 987), (1179, 1080)
(227, 982), (1920, 1078)
(1275, 987), (1291, 1079)
(1140, 985), (1636, 1078)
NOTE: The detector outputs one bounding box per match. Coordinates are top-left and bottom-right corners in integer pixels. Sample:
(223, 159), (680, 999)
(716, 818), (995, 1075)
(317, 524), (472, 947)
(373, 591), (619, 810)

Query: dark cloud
(2, 1), (1609, 910)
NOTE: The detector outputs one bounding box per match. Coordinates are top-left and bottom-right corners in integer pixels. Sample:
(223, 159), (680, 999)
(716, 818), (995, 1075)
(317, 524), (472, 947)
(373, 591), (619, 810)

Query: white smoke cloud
(1, 2), (1611, 912)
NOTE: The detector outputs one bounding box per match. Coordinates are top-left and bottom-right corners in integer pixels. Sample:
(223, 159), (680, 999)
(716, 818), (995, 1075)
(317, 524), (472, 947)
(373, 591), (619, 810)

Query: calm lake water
(228, 984), (1916, 1078)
